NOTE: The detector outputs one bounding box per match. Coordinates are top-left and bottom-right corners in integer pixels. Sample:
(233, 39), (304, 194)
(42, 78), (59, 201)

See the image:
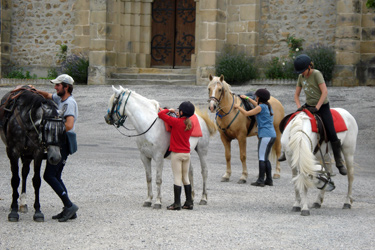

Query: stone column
(1, 0), (12, 77)
(334, 0), (362, 86)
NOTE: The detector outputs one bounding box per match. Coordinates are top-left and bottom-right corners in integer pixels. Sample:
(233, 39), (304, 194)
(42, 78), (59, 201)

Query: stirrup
(278, 152), (286, 162)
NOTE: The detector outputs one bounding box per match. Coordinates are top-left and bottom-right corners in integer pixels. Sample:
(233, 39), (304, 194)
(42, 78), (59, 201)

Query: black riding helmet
(178, 101), (195, 117)
(294, 54), (312, 74)
(255, 89), (270, 102)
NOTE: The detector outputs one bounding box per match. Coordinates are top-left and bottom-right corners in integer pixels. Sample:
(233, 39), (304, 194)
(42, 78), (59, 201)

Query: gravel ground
(0, 83), (374, 250)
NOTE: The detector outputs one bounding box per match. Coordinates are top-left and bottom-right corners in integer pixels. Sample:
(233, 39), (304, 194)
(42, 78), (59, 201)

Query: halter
(107, 89), (158, 137)
(208, 82), (235, 118)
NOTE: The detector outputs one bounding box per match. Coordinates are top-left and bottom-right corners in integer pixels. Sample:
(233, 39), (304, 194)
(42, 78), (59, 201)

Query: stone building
(0, 0), (374, 86)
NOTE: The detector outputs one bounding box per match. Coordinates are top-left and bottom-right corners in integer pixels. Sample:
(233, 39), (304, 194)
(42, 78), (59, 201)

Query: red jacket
(158, 109), (193, 153)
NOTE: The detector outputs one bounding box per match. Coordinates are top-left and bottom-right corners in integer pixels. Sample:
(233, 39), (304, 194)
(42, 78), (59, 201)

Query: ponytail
(184, 118), (192, 131)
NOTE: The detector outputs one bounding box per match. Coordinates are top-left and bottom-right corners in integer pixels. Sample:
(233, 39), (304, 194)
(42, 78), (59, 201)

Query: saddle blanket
(287, 109), (347, 133)
(164, 114), (202, 137)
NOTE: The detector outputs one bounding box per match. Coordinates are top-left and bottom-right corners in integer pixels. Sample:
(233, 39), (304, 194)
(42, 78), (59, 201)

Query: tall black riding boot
(251, 161), (266, 187)
(167, 185), (181, 210)
(264, 161), (273, 186)
(182, 184), (194, 210)
(331, 139), (347, 176)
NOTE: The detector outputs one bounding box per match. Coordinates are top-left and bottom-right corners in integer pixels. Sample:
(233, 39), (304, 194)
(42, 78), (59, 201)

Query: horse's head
(104, 85), (127, 127)
(41, 102), (66, 165)
(207, 74), (230, 113)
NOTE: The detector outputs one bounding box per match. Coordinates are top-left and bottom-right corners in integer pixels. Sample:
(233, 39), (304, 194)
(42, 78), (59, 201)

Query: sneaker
(58, 204), (79, 222)
(52, 208), (77, 220)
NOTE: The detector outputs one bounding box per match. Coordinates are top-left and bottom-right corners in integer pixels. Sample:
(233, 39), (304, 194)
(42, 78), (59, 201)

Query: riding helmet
(255, 89), (271, 102)
(294, 54), (312, 74)
(178, 101), (195, 117)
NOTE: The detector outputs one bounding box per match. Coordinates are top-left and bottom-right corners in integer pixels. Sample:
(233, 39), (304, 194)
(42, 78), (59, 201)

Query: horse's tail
(195, 106), (217, 137)
(288, 115), (320, 190)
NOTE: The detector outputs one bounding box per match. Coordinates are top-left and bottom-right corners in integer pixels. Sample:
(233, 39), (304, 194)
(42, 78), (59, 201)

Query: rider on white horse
(291, 54), (347, 175)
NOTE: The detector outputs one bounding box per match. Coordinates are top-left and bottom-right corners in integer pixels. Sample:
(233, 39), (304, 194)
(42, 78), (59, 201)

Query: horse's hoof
(153, 204), (162, 209)
(343, 203), (351, 209)
(221, 177), (230, 182)
(301, 210), (310, 216)
(273, 173), (280, 179)
(199, 200), (207, 205)
(143, 202), (152, 207)
(312, 203), (321, 209)
(19, 204), (28, 213)
(8, 211), (19, 222)
(237, 179), (246, 184)
(292, 206), (301, 212)
(33, 212), (44, 222)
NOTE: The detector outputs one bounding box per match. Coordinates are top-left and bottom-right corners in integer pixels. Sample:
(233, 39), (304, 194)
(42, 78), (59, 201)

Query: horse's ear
(112, 85), (121, 95)
(209, 74), (213, 81)
(220, 75), (224, 82)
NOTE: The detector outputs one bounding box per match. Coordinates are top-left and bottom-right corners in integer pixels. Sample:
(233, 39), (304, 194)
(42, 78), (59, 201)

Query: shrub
(216, 46), (258, 84)
(47, 68), (59, 79)
(264, 57), (298, 80)
(6, 67), (37, 79)
(304, 44), (335, 82)
(60, 53), (89, 84)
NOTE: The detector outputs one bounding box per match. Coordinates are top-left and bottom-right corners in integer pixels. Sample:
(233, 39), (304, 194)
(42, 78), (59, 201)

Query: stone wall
(5, 0), (77, 76)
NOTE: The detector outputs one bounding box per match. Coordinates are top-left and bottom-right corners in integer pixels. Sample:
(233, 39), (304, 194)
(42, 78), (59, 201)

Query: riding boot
(278, 152), (286, 162)
(264, 161), (273, 186)
(331, 139), (347, 176)
(182, 184), (194, 210)
(251, 161), (266, 187)
(167, 185), (181, 210)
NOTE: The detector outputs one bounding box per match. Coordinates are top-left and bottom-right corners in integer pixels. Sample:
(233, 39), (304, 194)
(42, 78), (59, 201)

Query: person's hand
(297, 104), (306, 112)
(169, 108), (176, 113)
(240, 94), (247, 99)
(306, 107), (318, 114)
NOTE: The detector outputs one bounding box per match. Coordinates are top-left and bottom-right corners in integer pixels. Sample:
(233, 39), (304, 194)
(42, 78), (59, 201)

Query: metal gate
(151, 0), (196, 68)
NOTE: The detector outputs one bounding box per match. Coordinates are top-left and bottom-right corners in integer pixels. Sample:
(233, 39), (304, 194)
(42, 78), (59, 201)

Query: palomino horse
(0, 86), (66, 222)
(208, 75), (285, 183)
(281, 108), (358, 216)
(105, 86), (217, 209)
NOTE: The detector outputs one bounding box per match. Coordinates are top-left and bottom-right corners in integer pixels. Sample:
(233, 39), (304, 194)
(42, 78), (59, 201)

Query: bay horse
(0, 86), (66, 222)
(281, 108), (358, 216)
(105, 86), (217, 209)
(207, 75), (285, 183)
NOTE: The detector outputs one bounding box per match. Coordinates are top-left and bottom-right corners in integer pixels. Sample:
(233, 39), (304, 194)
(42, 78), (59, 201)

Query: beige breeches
(171, 152), (191, 186)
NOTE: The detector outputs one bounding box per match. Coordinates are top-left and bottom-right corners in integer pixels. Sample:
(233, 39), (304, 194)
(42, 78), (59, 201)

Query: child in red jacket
(158, 101), (195, 210)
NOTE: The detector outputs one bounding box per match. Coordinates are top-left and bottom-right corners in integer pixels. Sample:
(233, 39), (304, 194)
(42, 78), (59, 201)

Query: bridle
(107, 90), (158, 137)
(208, 82), (235, 118)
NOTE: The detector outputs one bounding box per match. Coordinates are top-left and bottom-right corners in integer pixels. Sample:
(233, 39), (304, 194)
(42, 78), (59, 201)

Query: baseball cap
(50, 74), (74, 85)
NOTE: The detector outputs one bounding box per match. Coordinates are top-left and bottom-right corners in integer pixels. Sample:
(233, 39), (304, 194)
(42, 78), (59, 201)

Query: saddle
(279, 108), (347, 154)
(240, 92), (257, 135)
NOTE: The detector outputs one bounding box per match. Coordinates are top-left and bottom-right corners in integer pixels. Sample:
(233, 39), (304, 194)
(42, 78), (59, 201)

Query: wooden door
(151, 0), (196, 68)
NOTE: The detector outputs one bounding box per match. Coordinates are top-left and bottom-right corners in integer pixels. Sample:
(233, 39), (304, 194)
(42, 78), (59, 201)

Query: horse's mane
(208, 76), (233, 94)
(288, 113), (321, 190)
(119, 86), (160, 113)
(19, 88), (55, 108)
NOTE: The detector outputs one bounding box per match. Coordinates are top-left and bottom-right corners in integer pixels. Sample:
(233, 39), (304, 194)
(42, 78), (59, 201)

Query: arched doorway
(151, 0), (196, 68)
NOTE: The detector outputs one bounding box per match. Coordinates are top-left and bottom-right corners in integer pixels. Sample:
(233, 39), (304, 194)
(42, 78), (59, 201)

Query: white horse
(281, 108), (358, 216)
(104, 86), (217, 209)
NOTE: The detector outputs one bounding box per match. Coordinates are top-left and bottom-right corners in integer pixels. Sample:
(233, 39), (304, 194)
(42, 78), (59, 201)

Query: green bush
(264, 57), (298, 80)
(304, 44), (335, 82)
(60, 53), (89, 84)
(6, 68), (37, 79)
(47, 68), (59, 79)
(216, 47), (258, 84)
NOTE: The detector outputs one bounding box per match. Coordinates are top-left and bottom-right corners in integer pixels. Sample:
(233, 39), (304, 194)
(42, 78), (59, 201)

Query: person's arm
(65, 116), (74, 132)
(294, 86), (302, 109)
(234, 104), (261, 117)
(315, 83), (328, 110)
(36, 89), (53, 100)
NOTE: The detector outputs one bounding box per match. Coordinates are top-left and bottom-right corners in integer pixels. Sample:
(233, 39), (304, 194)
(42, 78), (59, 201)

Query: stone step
(116, 67), (196, 75)
(111, 73), (196, 81)
(107, 78), (196, 86)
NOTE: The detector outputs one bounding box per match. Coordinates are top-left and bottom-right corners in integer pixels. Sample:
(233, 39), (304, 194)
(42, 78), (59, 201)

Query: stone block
(91, 11), (107, 24)
(105, 52), (117, 66)
(198, 52), (217, 66)
(200, 0), (218, 10)
(336, 51), (360, 65)
(200, 40), (218, 51)
(245, 45), (258, 57)
(239, 32), (259, 45)
(360, 41), (375, 53)
(228, 22), (246, 33)
(247, 21), (259, 32)
(335, 39), (360, 52)
(90, 39), (106, 51)
(335, 26), (360, 39)
(89, 51), (106, 66)
(72, 0), (90, 11)
(362, 28), (375, 41)
(227, 6), (240, 22)
(240, 5), (259, 21)
(76, 10), (90, 26)
(336, 13), (361, 26)
(200, 10), (218, 22)
(140, 14), (151, 27)
(107, 24), (120, 40)
(231, 0), (258, 5)
(361, 14), (375, 27)
(74, 35), (91, 48)
(227, 34), (239, 45)
(336, 0), (361, 14)
(140, 26), (151, 43)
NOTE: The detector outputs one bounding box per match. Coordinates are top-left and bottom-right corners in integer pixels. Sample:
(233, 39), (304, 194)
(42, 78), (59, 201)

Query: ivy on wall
(367, 0), (375, 8)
